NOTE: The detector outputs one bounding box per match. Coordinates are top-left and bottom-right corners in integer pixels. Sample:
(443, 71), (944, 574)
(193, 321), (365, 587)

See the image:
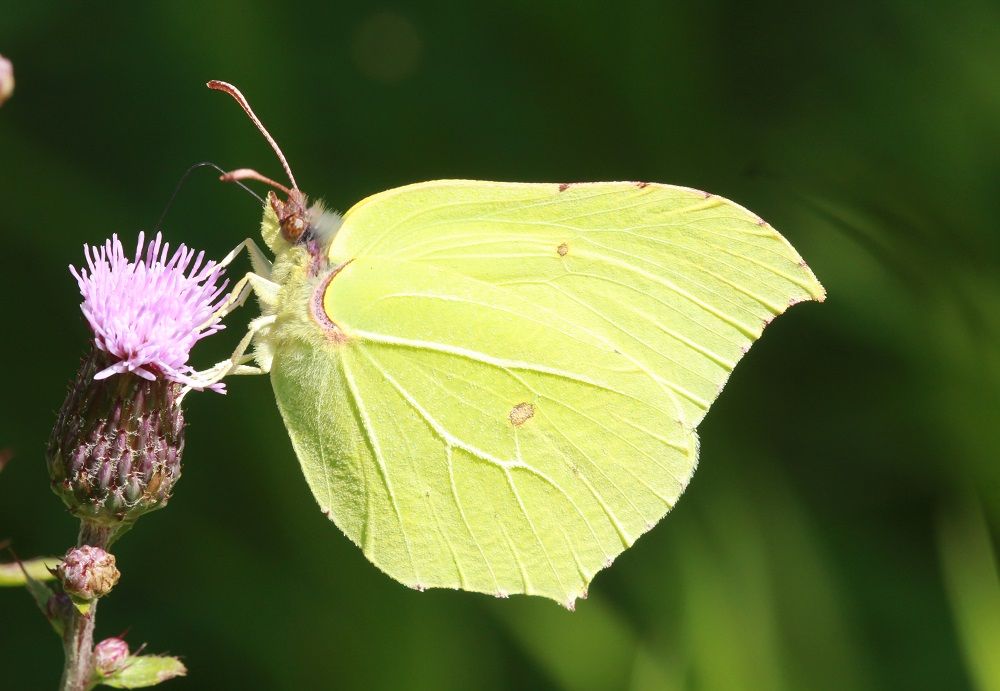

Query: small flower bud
(56, 545), (120, 600)
(0, 54), (12, 107)
(93, 637), (130, 676)
(46, 592), (74, 624)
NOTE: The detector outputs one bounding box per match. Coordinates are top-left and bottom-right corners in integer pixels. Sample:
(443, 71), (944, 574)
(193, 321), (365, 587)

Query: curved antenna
(154, 161), (264, 232)
(207, 80), (298, 191)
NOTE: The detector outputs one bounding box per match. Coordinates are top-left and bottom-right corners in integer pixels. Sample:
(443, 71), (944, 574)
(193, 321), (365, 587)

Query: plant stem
(58, 521), (115, 691)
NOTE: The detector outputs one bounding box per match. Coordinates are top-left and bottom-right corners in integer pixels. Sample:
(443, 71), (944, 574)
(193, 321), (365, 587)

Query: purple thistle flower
(70, 232), (229, 391)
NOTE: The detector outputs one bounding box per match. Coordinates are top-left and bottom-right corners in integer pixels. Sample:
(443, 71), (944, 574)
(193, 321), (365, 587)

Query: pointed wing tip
(796, 259), (827, 303)
(791, 282), (827, 308)
(813, 275), (828, 302)
(804, 279), (827, 305)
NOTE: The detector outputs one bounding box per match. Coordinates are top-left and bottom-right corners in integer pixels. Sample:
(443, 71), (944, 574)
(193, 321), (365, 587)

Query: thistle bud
(46, 591), (74, 627)
(56, 545), (120, 600)
(47, 349), (185, 524)
(93, 637), (130, 676)
(0, 54), (12, 107)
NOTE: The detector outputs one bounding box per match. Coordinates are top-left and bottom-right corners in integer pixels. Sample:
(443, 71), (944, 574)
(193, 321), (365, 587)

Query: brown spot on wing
(509, 402), (535, 426)
(558, 183), (571, 192)
(635, 181), (650, 188)
(557, 242), (569, 256)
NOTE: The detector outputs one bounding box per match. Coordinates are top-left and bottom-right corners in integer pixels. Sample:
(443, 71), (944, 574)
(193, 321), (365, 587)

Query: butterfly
(195, 81), (825, 609)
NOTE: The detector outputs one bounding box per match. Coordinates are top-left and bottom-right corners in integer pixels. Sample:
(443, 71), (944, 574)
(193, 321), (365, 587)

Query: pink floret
(70, 232), (229, 392)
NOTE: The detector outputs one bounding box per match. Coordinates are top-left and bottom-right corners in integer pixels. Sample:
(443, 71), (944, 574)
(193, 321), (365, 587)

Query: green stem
(58, 521), (115, 691)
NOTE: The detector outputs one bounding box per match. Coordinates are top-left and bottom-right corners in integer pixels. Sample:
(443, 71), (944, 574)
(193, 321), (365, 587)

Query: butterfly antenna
(154, 161), (264, 233)
(207, 80), (299, 191)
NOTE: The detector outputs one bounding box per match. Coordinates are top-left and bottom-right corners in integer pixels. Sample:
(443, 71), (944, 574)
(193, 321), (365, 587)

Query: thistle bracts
(47, 348), (184, 526)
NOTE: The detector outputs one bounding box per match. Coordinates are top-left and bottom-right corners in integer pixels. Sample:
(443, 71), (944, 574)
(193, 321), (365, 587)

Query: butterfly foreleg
(182, 313), (277, 397)
(199, 268), (280, 339)
(217, 237), (273, 279)
(194, 238), (280, 333)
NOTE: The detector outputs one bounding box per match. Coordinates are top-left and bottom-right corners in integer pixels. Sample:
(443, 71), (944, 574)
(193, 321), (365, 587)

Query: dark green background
(1, 2), (998, 689)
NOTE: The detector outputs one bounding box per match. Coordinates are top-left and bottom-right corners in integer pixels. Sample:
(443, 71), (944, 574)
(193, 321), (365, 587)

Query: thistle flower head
(70, 232), (228, 391)
(48, 232), (226, 525)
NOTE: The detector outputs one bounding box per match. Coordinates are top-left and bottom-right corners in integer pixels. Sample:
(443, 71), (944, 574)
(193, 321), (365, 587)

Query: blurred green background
(1, 2), (998, 689)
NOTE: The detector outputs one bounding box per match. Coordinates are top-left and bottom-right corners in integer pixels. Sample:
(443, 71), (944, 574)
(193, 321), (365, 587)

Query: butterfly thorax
(259, 203), (349, 363)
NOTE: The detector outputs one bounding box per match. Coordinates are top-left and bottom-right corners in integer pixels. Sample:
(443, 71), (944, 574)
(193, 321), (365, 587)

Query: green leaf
(0, 556), (64, 634)
(100, 656), (187, 688)
(0, 557), (59, 586)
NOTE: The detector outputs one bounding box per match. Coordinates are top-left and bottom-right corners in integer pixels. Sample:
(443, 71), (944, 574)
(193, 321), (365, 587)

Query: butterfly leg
(181, 313), (277, 397)
(197, 268), (282, 375)
(193, 236), (280, 330)
(204, 270), (280, 328)
(216, 237), (273, 279)
(182, 239), (282, 396)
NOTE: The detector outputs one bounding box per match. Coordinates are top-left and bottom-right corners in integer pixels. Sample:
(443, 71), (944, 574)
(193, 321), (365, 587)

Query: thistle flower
(69, 232), (229, 390)
(48, 233), (229, 525)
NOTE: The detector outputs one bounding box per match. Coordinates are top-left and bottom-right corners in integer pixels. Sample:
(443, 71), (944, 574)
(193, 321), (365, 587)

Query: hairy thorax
(263, 241), (351, 370)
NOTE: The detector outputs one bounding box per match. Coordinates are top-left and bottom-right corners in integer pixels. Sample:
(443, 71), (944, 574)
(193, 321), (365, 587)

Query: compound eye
(281, 215), (307, 243)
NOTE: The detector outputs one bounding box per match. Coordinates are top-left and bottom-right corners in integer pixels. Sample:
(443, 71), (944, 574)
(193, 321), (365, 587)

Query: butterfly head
(269, 189), (309, 244)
